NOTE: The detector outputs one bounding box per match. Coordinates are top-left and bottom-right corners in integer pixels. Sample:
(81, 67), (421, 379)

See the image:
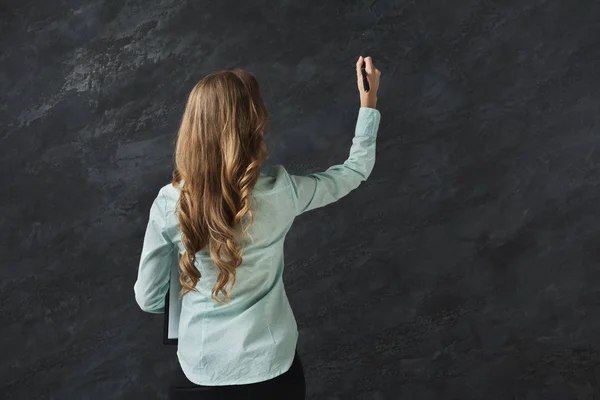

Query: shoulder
(264, 164), (289, 177)
(255, 164), (293, 192)
(154, 165), (293, 200)
(155, 182), (181, 213)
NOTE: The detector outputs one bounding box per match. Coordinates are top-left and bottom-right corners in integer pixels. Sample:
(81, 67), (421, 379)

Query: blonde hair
(171, 69), (269, 304)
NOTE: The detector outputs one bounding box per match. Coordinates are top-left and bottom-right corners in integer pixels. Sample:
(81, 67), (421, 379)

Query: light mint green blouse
(134, 107), (381, 386)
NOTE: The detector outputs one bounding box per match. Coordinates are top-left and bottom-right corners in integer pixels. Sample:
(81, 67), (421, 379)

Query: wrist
(361, 101), (377, 109)
(360, 95), (377, 109)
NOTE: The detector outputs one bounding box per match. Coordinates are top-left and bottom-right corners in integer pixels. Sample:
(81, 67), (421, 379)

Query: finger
(356, 56), (363, 76)
(364, 57), (374, 74)
(357, 69), (365, 91)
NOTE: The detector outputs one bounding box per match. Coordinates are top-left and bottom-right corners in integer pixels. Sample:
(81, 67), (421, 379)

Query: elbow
(344, 156), (375, 182)
(134, 285), (164, 314)
(134, 291), (152, 312)
(136, 297), (164, 314)
(345, 164), (372, 182)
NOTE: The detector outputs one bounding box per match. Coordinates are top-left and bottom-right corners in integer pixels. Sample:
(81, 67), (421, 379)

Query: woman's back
(161, 165), (300, 385)
(135, 106), (380, 385)
(134, 55), (382, 398)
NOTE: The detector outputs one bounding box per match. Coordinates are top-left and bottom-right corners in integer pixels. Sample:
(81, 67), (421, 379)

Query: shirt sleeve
(284, 107), (381, 216)
(134, 190), (175, 314)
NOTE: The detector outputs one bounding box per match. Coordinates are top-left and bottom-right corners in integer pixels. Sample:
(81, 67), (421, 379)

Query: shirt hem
(176, 348), (297, 387)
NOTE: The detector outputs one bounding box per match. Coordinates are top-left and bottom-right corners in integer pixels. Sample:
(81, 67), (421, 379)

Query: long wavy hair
(171, 68), (269, 305)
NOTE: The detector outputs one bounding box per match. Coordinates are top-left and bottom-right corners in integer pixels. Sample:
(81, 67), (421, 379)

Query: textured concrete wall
(2, 0), (600, 399)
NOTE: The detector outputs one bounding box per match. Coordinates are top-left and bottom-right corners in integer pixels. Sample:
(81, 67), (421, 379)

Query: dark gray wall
(2, 0), (600, 399)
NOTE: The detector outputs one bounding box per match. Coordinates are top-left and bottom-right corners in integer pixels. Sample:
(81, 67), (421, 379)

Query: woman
(134, 55), (381, 399)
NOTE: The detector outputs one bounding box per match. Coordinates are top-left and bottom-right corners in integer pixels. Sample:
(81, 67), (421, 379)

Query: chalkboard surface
(3, 1), (600, 399)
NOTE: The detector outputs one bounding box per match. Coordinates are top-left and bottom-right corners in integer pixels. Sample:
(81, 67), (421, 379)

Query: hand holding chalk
(356, 56), (380, 109)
